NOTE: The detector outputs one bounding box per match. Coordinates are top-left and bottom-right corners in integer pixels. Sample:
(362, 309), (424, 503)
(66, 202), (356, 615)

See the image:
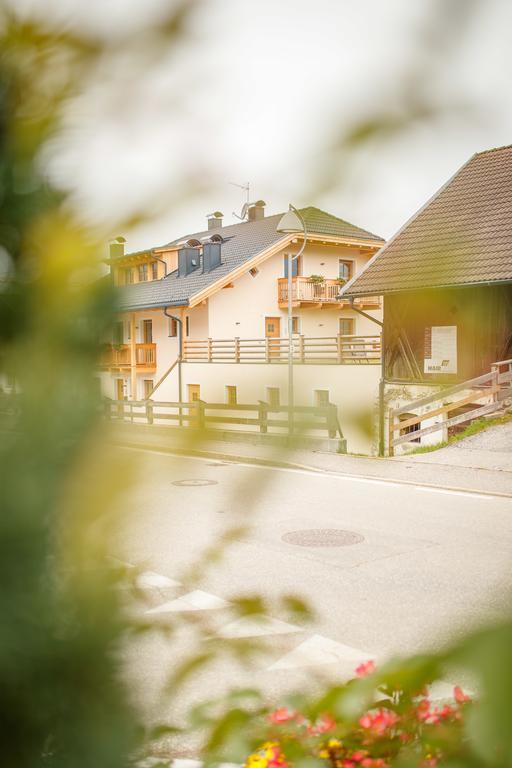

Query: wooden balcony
(277, 277), (380, 309)
(99, 343), (156, 371)
(183, 335), (381, 364)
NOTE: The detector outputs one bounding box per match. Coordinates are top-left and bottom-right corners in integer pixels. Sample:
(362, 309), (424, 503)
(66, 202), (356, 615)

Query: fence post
(235, 337), (241, 363)
(207, 337), (213, 362)
(327, 403), (338, 438)
(388, 408), (395, 457)
(336, 334), (343, 364)
(146, 400), (154, 425)
(195, 399), (205, 430)
(490, 365), (499, 402)
(258, 400), (268, 433)
(299, 334), (305, 363)
(265, 337), (270, 363)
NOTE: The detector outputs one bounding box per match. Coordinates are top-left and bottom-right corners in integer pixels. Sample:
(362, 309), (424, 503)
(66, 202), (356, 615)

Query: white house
(99, 203), (385, 452)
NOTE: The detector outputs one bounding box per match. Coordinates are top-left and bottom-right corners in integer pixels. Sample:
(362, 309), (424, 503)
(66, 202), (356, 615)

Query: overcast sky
(20, 0), (512, 250)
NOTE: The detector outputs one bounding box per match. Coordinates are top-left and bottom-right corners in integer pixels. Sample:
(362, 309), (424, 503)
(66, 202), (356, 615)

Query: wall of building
(207, 242), (381, 340)
(152, 361), (381, 455)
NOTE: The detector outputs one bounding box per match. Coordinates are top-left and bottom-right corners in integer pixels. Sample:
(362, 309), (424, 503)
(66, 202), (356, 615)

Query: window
(151, 261), (158, 280)
(143, 379), (154, 399)
(399, 413), (421, 443)
(314, 389), (330, 406)
(266, 387), (280, 407)
(339, 317), (355, 336)
(284, 254), (301, 278)
(185, 316), (190, 337)
(123, 268), (133, 285)
(225, 385), (237, 405)
(142, 319), (152, 343)
(188, 383), (200, 402)
(291, 316), (300, 335)
(168, 317), (178, 337)
(338, 260), (353, 283)
(138, 263), (148, 282)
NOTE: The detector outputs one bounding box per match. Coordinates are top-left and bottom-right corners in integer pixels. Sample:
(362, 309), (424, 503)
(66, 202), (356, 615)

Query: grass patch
(405, 410), (512, 455)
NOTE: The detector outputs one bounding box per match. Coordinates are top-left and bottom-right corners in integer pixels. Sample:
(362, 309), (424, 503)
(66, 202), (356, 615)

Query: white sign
(424, 325), (457, 375)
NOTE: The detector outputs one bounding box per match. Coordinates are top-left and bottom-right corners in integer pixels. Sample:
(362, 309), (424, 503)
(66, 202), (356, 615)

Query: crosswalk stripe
(136, 571), (181, 589)
(146, 590), (230, 614)
(268, 633), (373, 671)
(218, 614), (301, 639)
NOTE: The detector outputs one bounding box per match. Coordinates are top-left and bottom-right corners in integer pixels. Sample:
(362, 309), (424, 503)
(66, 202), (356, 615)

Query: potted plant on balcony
(309, 274), (325, 298)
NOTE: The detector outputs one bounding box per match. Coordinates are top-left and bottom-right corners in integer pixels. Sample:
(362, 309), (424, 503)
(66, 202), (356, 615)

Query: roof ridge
(475, 143), (512, 156)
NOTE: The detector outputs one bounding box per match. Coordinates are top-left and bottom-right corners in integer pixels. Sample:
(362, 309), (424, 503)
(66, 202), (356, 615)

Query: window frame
(338, 259), (354, 283)
(339, 317), (355, 336)
(138, 262), (149, 282)
(314, 389), (330, 407)
(151, 261), (158, 280)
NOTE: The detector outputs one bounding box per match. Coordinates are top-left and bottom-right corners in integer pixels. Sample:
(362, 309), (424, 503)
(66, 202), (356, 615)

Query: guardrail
(183, 335), (381, 364)
(100, 343), (157, 369)
(387, 359), (512, 455)
(103, 398), (342, 438)
(277, 277), (381, 308)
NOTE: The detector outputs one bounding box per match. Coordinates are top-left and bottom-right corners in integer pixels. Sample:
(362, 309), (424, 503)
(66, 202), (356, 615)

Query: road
(112, 447), (512, 755)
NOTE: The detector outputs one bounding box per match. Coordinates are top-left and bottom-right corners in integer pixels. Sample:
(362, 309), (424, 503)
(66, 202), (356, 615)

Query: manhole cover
(172, 479), (218, 487)
(281, 529), (364, 548)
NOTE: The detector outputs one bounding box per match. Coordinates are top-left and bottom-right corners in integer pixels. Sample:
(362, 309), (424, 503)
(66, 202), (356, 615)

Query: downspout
(344, 297), (386, 457)
(163, 307), (183, 424)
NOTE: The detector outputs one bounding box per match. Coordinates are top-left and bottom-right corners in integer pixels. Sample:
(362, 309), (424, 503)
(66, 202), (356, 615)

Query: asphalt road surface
(112, 447), (512, 756)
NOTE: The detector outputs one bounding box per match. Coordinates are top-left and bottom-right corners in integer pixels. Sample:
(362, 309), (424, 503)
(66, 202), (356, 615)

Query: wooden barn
(341, 144), (512, 453)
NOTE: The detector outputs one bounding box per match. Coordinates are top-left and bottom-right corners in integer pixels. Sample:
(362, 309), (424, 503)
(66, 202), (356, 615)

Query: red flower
(453, 686), (471, 704)
(269, 708), (295, 724)
(359, 709), (398, 735)
(355, 660), (376, 678)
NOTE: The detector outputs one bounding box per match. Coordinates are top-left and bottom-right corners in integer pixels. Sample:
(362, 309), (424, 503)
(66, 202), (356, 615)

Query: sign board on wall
(423, 325), (457, 374)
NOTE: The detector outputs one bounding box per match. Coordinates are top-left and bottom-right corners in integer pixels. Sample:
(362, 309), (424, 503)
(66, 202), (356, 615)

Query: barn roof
(341, 145), (512, 298)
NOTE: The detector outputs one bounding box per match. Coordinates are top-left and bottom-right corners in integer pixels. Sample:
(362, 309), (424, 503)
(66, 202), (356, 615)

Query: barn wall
(384, 284), (512, 383)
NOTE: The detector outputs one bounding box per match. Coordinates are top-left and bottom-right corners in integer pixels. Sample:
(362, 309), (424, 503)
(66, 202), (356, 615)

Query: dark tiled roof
(342, 145), (512, 297)
(115, 207), (384, 311)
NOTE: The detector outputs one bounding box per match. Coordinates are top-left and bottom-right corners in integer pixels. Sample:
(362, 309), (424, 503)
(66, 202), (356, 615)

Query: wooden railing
(278, 277), (380, 308)
(100, 343), (157, 369)
(183, 335), (381, 364)
(104, 399), (342, 439)
(387, 359), (512, 455)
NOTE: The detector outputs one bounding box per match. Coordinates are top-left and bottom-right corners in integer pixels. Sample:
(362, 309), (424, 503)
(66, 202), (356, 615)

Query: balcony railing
(183, 335), (381, 364)
(277, 277), (380, 308)
(99, 342), (157, 369)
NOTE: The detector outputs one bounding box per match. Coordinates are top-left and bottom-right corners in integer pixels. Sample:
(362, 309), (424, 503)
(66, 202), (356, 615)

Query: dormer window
(138, 263), (148, 282)
(151, 261), (158, 280)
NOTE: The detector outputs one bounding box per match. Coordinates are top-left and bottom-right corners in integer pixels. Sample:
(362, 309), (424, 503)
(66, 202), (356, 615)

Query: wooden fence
(387, 358), (512, 455)
(183, 335), (381, 364)
(104, 398), (342, 438)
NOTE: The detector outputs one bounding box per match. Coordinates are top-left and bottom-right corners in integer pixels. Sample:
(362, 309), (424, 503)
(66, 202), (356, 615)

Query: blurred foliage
(0, 2), (511, 768)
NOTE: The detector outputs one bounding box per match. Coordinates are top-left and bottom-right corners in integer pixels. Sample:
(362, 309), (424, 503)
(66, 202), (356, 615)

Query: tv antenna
(230, 181), (251, 220)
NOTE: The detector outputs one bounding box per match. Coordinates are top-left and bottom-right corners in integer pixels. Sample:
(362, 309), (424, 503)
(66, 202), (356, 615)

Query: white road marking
(145, 590), (229, 614)
(268, 633), (373, 671)
(117, 445), (507, 500)
(416, 487), (494, 500)
(218, 614), (301, 639)
(136, 571), (181, 589)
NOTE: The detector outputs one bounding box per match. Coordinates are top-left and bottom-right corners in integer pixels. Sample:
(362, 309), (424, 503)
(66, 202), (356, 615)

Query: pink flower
(453, 686), (471, 704)
(269, 708), (295, 724)
(355, 660), (376, 678)
(315, 714), (337, 734)
(359, 709), (398, 735)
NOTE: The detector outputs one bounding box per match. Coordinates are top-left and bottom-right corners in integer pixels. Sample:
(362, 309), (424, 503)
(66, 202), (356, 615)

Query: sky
(17, 0), (512, 251)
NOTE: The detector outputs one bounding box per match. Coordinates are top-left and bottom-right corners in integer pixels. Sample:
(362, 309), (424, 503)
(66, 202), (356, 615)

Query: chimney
(109, 236), (126, 259)
(247, 200), (266, 221)
(207, 211), (223, 230)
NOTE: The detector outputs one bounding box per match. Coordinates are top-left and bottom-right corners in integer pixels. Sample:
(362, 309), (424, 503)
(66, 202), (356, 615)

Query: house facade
(98, 203), (385, 453)
(341, 145), (512, 454)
